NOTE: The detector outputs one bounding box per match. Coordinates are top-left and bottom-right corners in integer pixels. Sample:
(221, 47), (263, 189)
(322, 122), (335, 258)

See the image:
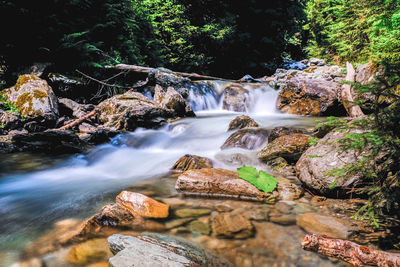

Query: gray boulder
(153, 85), (195, 117)
(296, 131), (363, 195)
(222, 84), (249, 112)
(108, 233), (231, 267)
(1, 74), (59, 120)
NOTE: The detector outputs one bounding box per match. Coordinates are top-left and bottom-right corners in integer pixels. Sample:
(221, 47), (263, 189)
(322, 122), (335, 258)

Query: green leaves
(237, 166), (278, 193)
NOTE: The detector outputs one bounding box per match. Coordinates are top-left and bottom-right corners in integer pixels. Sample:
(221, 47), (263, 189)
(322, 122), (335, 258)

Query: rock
(97, 90), (175, 131)
(296, 213), (355, 239)
(58, 97), (95, 118)
(355, 62), (384, 85)
(221, 128), (269, 150)
(222, 84), (249, 112)
(148, 68), (191, 88)
(153, 85), (195, 117)
(2, 74), (59, 120)
(0, 109), (21, 134)
(268, 126), (304, 143)
(258, 133), (310, 163)
(108, 233), (231, 267)
(78, 122), (97, 133)
(165, 218), (194, 229)
(211, 211), (254, 239)
(171, 154), (213, 172)
(175, 168), (274, 202)
(115, 191), (169, 218)
(175, 208), (212, 218)
(9, 129), (84, 154)
(277, 177), (304, 201)
(296, 131), (362, 195)
(79, 203), (165, 238)
(227, 115), (259, 131)
(67, 238), (112, 265)
(23, 219), (84, 258)
(188, 220), (211, 235)
(277, 77), (343, 116)
(47, 73), (92, 103)
(309, 58), (326, 66)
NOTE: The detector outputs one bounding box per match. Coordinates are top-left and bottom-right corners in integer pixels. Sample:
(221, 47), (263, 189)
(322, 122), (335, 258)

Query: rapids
(0, 81), (316, 265)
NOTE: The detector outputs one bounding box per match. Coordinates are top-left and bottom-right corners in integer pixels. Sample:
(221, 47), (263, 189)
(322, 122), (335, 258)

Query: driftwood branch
(107, 64), (233, 81)
(341, 62), (364, 117)
(58, 110), (97, 130)
(75, 69), (130, 89)
(302, 234), (400, 266)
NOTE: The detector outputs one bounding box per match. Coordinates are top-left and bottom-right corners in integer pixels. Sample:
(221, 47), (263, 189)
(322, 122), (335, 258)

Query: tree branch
(302, 234), (400, 266)
(58, 110), (97, 130)
(341, 62), (364, 117)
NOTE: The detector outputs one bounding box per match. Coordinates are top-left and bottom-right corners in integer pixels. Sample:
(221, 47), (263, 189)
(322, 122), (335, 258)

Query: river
(0, 82), (317, 266)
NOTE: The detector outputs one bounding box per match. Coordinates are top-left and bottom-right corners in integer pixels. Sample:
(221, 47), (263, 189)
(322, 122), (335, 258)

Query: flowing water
(0, 82), (317, 265)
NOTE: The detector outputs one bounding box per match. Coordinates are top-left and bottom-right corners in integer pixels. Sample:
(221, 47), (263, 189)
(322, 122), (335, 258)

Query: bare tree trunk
(341, 62), (364, 117)
(302, 234), (400, 266)
(107, 64), (234, 81)
(58, 110), (97, 130)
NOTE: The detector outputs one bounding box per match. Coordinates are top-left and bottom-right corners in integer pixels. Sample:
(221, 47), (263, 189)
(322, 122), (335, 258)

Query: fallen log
(302, 234), (400, 266)
(106, 64), (234, 81)
(341, 62), (365, 117)
(58, 110), (97, 130)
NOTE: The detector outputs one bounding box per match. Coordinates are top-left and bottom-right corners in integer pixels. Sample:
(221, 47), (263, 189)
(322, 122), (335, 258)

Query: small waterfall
(185, 80), (280, 114)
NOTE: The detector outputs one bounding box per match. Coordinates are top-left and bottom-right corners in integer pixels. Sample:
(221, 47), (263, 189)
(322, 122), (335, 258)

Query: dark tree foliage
(0, 0), (306, 83)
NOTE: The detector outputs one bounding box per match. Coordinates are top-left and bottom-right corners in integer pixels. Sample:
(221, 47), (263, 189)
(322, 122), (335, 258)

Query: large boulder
(1, 75), (59, 120)
(277, 77), (343, 116)
(258, 133), (310, 163)
(175, 168), (275, 202)
(270, 65), (348, 116)
(108, 233), (231, 267)
(222, 84), (249, 112)
(296, 131), (362, 195)
(221, 128), (269, 150)
(227, 115), (259, 131)
(97, 90), (175, 131)
(153, 85), (195, 117)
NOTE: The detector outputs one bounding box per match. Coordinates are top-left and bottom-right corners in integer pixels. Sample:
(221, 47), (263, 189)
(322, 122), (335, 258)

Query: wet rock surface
(221, 128), (269, 150)
(227, 115), (259, 131)
(296, 131), (363, 195)
(171, 154), (213, 172)
(258, 133), (310, 163)
(97, 90), (175, 131)
(222, 84), (249, 112)
(272, 65), (346, 116)
(153, 85), (195, 117)
(211, 211), (254, 239)
(108, 233), (231, 267)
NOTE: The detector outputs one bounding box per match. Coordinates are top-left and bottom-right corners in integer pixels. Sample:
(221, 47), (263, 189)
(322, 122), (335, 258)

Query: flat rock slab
(297, 212), (355, 239)
(108, 233), (231, 267)
(175, 168), (272, 201)
(116, 191), (169, 218)
(211, 211), (254, 239)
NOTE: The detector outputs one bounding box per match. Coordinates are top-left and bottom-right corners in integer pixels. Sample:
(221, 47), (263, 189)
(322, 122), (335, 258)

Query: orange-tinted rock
(116, 191), (169, 218)
(67, 238), (112, 265)
(227, 115), (259, 131)
(175, 168), (273, 201)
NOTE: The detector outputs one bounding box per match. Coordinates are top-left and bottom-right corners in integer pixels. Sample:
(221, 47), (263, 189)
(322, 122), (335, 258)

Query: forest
(1, 1), (400, 266)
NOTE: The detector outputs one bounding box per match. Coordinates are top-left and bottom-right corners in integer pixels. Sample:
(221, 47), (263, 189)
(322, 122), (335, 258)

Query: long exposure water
(0, 82), (317, 265)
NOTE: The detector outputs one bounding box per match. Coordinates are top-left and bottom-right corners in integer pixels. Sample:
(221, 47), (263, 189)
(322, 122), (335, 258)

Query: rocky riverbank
(5, 59), (400, 267)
